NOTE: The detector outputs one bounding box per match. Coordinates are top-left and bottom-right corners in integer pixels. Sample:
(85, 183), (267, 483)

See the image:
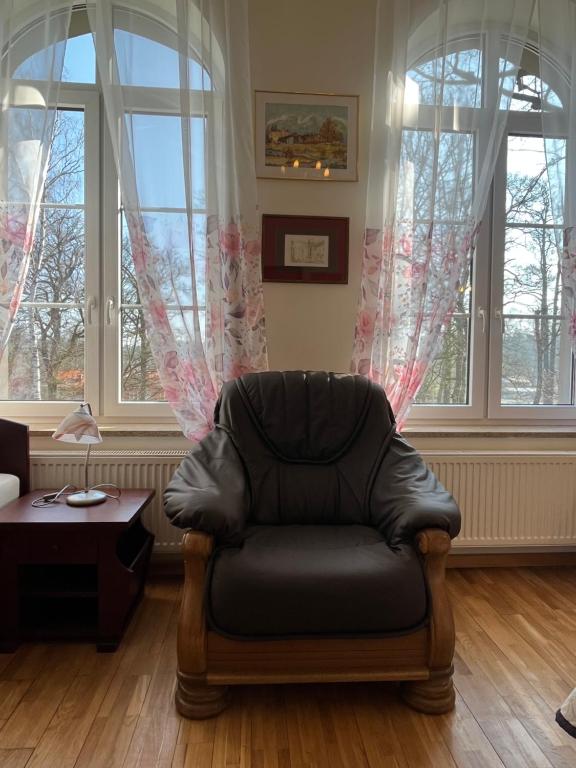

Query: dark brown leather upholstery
(208, 525), (428, 637)
(165, 371), (460, 638)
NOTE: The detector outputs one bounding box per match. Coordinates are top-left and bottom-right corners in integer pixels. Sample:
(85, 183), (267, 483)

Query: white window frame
(403, 86), (490, 422)
(487, 110), (574, 420)
(2, 10), (212, 427)
(101, 85), (209, 421)
(408, 32), (576, 425)
(0, 85), (102, 421)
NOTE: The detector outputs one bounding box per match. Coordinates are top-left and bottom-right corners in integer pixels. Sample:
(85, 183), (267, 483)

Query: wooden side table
(0, 489), (155, 652)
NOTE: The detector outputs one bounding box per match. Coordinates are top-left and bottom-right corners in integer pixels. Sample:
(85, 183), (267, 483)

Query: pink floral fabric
(126, 212), (267, 441)
(562, 226), (576, 345)
(205, 216), (267, 387)
(352, 0), (537, 427)
(91, 0), (268, 440)
(0, 3), (71, 366)
(0, 207), (35, 355)
(351, 221), (478, 428)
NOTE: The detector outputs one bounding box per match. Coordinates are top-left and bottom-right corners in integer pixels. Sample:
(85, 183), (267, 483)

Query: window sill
(26, 423), (576, 439)
(404, 424), (576, 438)
(29, 425), (186, 438)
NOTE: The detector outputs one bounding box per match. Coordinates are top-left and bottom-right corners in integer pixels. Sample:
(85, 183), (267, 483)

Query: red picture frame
(261, 214), (349, 284)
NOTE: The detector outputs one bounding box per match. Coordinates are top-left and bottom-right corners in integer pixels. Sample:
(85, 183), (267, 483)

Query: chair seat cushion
(207, 525), (429, 638)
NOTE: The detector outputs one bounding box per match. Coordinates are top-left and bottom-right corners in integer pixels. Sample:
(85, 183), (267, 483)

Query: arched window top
(13, 30), (96, 84)
(10, 7), (213, 91)
(406, 41), (482, 108)
(406, 37), (564, 112)
(500, 48), (564, 112)
(113, 27), (211, 90)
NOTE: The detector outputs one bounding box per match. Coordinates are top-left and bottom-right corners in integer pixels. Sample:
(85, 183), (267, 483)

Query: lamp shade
(52, 403), (102, 445)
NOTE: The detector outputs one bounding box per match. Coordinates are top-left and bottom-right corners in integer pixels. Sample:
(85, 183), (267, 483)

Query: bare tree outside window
(411, 51), (570, 410)
(501, 136), (569, 405)
(3, 109), (86, 401)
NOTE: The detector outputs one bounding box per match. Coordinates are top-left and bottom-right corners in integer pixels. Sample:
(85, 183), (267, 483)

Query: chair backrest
(215, 371), (395, 525)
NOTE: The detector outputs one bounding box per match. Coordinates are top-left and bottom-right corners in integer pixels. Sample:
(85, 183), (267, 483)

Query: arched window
(2, 7), (211, 420)
(14, 31), (96, 83)
(401, 28), (573, 422)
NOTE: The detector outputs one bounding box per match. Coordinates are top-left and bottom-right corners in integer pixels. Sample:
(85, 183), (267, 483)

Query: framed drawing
(255, 91), (359, 181)
(262, 214), (349, 284)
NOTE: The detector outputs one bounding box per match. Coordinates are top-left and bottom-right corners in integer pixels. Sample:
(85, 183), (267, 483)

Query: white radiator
(31, 450), (186, 553)
(425, 451), (576, 550)
(30, 450), (576, 552)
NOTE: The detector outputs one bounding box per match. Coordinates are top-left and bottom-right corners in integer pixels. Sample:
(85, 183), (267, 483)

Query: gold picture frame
(255, 91), (359, 182)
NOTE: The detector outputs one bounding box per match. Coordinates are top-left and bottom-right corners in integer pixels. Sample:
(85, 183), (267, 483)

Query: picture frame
(255, 91), (359, 182)
(261, 214), (349, 284)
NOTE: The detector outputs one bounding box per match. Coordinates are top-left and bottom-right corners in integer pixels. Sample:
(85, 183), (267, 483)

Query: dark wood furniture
(177, 527), (455, 718)
(0, 418), (30, 495)
(0, 488), (154, 652)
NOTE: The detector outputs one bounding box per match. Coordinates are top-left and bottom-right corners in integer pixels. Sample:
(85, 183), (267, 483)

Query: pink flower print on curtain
(351, 220), (478, 430)
(125, 212), (218, 440)
(562, 226), (576, 346)
(352, 0), (534, 428)
(0, 2), (71, 365)
(351, 226), (394, 380)
(206, 216), (267, 389)
(0, 207), (36, 353)
(125, 212), (267, 441)
(90, 0), (268, 440)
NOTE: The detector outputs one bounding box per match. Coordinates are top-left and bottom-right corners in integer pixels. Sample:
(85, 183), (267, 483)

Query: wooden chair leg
(401, 665), (455, 714)
(402, 529), (456, 715)
(176, 531), (230, 719)
(176, 671), (231, 719)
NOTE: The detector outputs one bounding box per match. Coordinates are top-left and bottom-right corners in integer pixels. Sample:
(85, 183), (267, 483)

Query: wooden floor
(1, 568), (576, 767)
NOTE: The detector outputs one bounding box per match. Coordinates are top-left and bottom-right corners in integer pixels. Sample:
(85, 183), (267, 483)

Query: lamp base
(66, 489), (107, 507)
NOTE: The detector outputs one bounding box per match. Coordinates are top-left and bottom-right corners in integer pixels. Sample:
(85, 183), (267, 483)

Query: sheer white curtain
(87, 0), (267, 439)
(538, 1), (576, 361)
(0, 0), (72, 359)
(352, 0), (534, 426)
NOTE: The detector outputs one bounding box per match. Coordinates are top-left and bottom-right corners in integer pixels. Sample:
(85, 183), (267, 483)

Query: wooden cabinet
(0, 489), (154, 652)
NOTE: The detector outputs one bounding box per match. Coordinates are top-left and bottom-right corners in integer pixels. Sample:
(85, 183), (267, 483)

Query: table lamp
(52, 403), (106, 506)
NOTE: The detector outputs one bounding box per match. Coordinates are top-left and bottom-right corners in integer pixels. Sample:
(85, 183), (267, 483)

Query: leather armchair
(165, 371), (460, 718)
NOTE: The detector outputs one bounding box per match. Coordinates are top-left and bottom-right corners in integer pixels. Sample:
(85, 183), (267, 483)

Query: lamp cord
(31, 483), (122, 508)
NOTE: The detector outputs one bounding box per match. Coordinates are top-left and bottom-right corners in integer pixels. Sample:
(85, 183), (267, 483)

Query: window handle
(106, 296), (116, 325)
(477, 307), (486, 334)
(86, 296), (97, 325)
(494, 308), (504, 333)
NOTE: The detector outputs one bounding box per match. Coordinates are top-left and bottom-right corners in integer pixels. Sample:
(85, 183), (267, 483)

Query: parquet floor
(1, 568), (576, 767)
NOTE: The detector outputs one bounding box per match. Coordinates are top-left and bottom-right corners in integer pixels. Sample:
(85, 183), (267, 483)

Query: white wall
(248, 0), (379, 373)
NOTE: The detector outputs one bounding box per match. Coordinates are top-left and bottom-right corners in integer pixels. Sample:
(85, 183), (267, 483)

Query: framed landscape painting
(255, 91), (358, 181)
(262, 214), (349, 283)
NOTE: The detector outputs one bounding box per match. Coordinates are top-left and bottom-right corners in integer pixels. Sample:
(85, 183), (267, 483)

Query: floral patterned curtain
(0, 1), (72, 360)
(87, 0), (267, 439)
(352, 0), (534, 427)
(539, 2), (576, 362)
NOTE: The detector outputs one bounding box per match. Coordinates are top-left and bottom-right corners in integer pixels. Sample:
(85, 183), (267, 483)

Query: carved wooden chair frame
(175, 527), (455, 719)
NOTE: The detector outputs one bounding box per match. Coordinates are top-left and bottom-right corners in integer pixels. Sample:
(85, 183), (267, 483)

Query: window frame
(403, 77), (490, 421)
(2, 11), (212, 426)
(487, 110), (575, 420)
(408, 35), (576, 425)
(100, 86), (210, 421)
(0, 84), (102, 421)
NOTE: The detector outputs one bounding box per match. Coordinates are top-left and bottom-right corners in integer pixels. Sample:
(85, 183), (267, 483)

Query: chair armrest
(178, 531), (213, 677)
(164, 428), (248, 542)
(371, 434), (461, 546)
(417, 529), (455, 670)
